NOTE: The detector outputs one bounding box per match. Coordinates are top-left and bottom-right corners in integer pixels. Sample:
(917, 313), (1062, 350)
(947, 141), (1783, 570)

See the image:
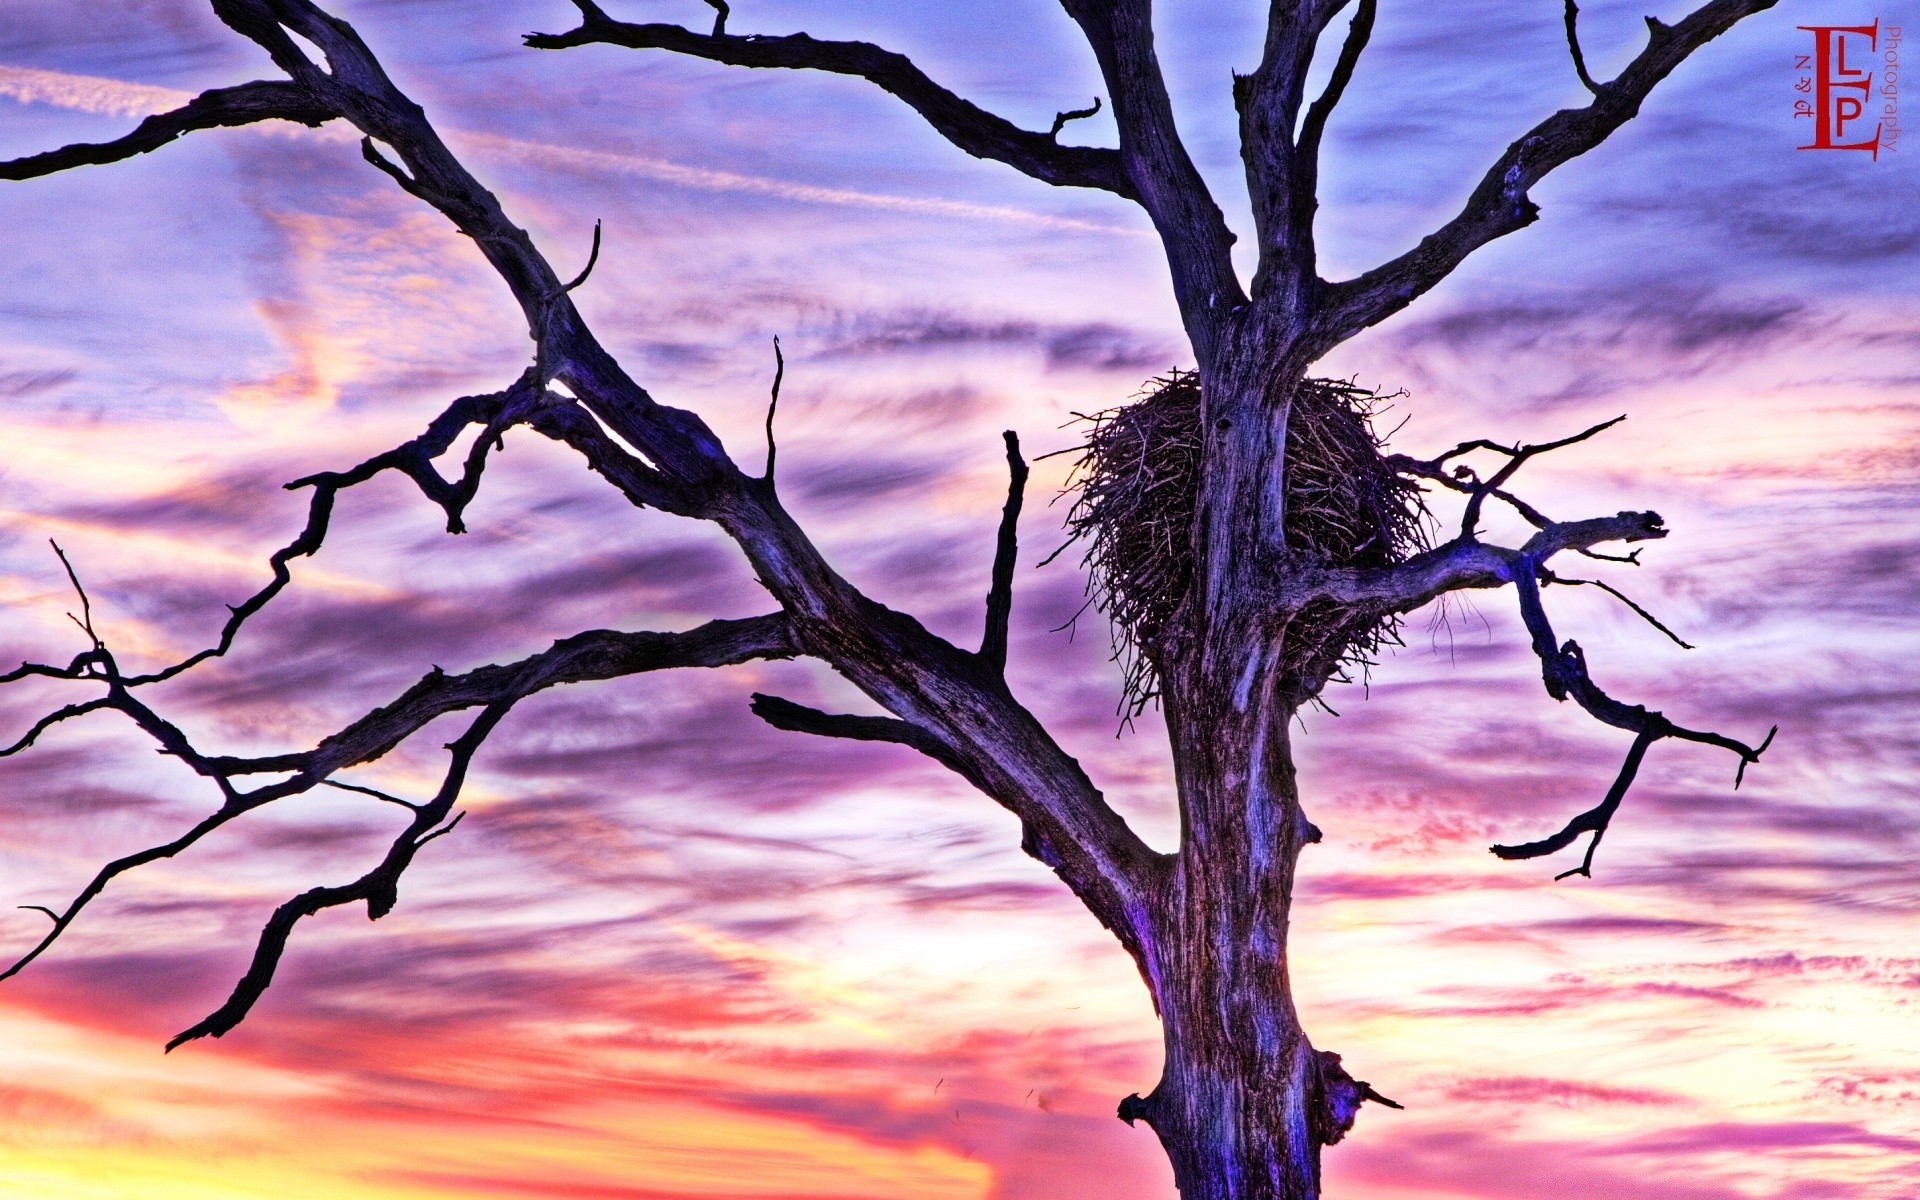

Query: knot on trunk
(1059, 371), (1428, 713)
(1312, 1050), (1402, 1146)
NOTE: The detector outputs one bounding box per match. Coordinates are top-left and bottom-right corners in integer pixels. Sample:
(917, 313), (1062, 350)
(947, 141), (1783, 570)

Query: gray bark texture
(0, 2), (1787, 1196)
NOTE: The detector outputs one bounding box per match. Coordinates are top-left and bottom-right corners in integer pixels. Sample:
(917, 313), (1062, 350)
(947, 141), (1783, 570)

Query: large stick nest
(1060, 371), (1428, 713)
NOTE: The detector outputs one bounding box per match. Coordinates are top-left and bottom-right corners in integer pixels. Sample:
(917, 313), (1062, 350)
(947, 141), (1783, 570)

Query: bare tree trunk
(1114, 354), (1369, 1200)
(1137, 691), (1330, 1199)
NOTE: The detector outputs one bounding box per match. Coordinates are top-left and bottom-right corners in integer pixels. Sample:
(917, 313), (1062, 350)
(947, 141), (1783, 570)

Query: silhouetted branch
(1493, 723), (1657, 879)
(1050, 97), (1103, 139)
(1539, 567), (1692, 649)
(749, 693), (985, 790)
(1286, 509), (1668, 613)
(1, 614), (799, 990)
(1488, 557), (1773, 877)
(0, 81), (334, 181)
(1455, 416), (1625, 537)
(524, 15), (1135, 197)
(1313, 0), (1780, 350)
(50, 542), (102, 650)
(120, 373), (548, 689)
(1564, 0), (1604, 93)
(1292, 0), (1376, 223)
(169, 701), (511, 1051)
(562, 219), (603, 292)
(763, 336), (784, 482)
(980, 431), (1029, 673)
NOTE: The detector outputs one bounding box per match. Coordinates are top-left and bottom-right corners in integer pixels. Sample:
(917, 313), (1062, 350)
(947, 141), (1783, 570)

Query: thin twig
(1049, 97), (1102, 139)
(1540, 568), (1693, 649)
(562, 218), (603, 291)
(981, 431), (1029, 673)
(50, 541), (102, 651)
(763, 336), (784, 481)
(1564, 0), (1604, 93)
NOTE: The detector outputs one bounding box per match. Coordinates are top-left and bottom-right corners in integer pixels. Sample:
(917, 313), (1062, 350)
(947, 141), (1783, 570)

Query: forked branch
(1, 612), (798, 998)
(1489, 558), (1773, 878)
(1311, 0), (1780, 351)
(524, 13), (1136, 196)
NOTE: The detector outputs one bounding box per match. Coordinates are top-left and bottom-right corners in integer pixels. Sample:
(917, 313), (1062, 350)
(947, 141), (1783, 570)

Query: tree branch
(156, 0), (1164, 961)
(1563, 0), (1604, 94)
(523, 15), (1136, 197)
(1540, 568), (1693, 649)
(1062, 0), (1245, 339)
(1310, 0), (1779, 352)
(1049, 96), (1104, 140)
(749, 692), (986, 790)
(979, 431), (1029, 674)
(1, 614), (800, 992)
(0, 81), (334, 181)
(1291, 0), (1376, 222)
(1488, 558), (1774, 878)
(119, 374), (551, 689)
(1285, 509), (1668, 613)
(168, 700), (511, 1051)
(762, 336), (784, 483)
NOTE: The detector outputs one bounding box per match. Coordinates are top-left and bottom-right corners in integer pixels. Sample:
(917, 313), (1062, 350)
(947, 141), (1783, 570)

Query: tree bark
(1136, 686), (1331, 1199)
(1117, 349), (1374, 1199)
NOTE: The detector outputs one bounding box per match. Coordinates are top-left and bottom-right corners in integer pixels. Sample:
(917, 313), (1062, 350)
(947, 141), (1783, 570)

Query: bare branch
(523, 16), (1136, 197)
(1458, 416), (1625, 538)
(322, 779), (421, 810)
(169, 701), (510, 1051)
(749, 693), (985, 790)
(50, 542), (102, 651)
(1287, 509), (1667, 613)
(525, 401), (693, 514)
(187, 0), (1164, 959)
(979, 431), (1029, 674)
(1564, 0), (1604, 94)
(763, 337), (784, 483)
(120, 375), (549, 689)
(1540, 568), (1693, 649)
(1290, 0), (1377, 257)
(562, 219), (603, 292)
(702, 0), (729, 38)
(1063, 0), (1245, 333)
(0, 81), (333, 181)
(1493, 723), (1658, 879)
(1049, 97), (1103, 140)
(1312, 0), (1780, 351)
(1, 614), (799, 990)
(1487, 557), (1773, 877)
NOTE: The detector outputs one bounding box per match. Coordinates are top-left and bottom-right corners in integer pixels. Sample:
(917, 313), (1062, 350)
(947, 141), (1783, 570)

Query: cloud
(464, 131), (1141, 237)
(0, 65), (189, 120)
(805, 308), (1171, 372)
(1444, 1075), (1686, 1108)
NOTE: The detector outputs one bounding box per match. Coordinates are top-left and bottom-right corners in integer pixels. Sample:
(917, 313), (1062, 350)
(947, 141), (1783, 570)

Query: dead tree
(0, 2), (1781, 1196)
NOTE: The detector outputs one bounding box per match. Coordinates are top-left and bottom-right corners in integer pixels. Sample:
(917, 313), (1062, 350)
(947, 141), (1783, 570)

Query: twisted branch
(1490, 559), (1773, 878)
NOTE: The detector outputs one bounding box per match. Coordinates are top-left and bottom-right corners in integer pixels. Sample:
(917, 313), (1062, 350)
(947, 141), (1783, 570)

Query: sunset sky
(0, 1), (1917, 1197)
